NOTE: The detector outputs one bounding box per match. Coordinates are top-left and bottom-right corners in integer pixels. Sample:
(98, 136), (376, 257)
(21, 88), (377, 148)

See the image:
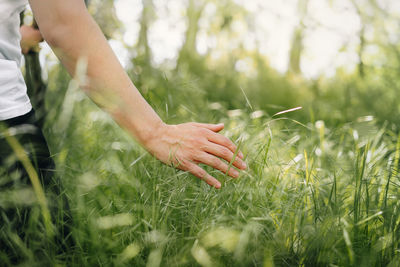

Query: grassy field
(0, 62), (391, 266)
(2, 0), (400, 264)
(4, 3), (400, 261)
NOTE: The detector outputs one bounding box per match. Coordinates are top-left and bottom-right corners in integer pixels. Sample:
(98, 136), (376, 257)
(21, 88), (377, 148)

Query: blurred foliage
(88, 0), (121, 39)
(94, 0), (400, 129)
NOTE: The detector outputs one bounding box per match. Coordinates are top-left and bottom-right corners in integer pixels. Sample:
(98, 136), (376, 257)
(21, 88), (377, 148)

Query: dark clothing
(0, 110), (72, 265)
(0, 109), (54, 181)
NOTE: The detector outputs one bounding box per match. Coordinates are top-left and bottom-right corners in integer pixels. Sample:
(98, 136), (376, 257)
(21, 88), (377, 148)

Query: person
(0, 0), (247, 262)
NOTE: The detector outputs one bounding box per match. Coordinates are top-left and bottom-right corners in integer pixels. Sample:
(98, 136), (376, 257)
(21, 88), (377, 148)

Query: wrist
(140, 120), (167, 148)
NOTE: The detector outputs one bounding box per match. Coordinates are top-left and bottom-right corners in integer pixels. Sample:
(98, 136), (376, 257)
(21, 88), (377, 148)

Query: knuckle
(212, 158), (222, 168)
(177, 164), (187, 171)
(200, 139), (210, 148)
(229, 144), (237, 152)
(221, 148), (232, 158)
(199, 128), (209, 135)
(222, 137), (232, 146)
(193, 172), (204, 179)
(234, 158), (242, 166)
(191, 138), (202, 146)
(227, 139), (236, 148)
(195, 169), (206, 178)
(197, 137), (207, 145)
(199, 144), (208, 151)
(221, 163), (229, 172)
(178, 161), (189, 170)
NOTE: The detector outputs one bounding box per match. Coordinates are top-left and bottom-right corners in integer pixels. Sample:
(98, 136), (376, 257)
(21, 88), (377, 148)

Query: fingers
(165, 122), (246, 188)
(190, 122), (244, 160)
(207, 132), (244, 160)
(183, 162), (221, 189)
(191, 122), (224, 133)
(204, 143), (246, 170)
(194, 153), (240, 178)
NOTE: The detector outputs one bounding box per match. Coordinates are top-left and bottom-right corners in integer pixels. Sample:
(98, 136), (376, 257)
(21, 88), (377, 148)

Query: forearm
(28, 0), (246, 188)
(29, 0), (163, 144)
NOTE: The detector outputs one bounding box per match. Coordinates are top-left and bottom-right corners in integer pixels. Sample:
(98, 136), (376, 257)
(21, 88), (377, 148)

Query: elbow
(40, 25), (66, 48)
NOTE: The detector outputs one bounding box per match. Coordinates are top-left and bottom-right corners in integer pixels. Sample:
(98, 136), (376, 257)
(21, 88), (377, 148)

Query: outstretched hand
(144, 122), (246, 189)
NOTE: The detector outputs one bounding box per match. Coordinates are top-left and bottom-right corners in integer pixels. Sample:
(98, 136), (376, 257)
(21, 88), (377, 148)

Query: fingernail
(232, 170), (239, 177)
(239, 151), (244, 158)
(215, 182), (221, 189)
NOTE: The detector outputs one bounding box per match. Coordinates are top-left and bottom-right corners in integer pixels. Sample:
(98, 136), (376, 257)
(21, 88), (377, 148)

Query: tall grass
(2, 55), (400, 265)
(0, 68), (390, 266)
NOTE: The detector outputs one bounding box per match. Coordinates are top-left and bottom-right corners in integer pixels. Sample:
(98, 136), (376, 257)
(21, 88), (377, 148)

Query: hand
(20, 25), (44, 54)
(144, 122), (246, 189)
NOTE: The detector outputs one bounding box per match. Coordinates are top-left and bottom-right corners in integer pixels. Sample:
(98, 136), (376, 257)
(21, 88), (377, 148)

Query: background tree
(288, 0), (309, 75)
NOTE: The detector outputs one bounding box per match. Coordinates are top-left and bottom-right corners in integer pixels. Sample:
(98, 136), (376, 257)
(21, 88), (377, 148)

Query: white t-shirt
(0, 0), (32, 120)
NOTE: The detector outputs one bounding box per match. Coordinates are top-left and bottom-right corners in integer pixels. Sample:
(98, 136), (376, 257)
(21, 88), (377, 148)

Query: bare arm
(28, 0), (246, 188)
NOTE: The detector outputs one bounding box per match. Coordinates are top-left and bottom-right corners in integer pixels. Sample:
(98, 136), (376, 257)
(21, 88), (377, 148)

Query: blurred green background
(39, 0), (400, 128)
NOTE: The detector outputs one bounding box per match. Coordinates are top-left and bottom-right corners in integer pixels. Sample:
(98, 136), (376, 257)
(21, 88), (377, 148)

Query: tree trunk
(351, 0), (366, 78)
(288, 0), (309, 75)
(137, 0), (154, 67)
(176, 0), (206, 68)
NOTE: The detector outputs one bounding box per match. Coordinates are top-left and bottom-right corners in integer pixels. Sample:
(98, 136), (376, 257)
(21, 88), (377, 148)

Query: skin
(20, 25), (43, 54)
(27, 0), (246, 189)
